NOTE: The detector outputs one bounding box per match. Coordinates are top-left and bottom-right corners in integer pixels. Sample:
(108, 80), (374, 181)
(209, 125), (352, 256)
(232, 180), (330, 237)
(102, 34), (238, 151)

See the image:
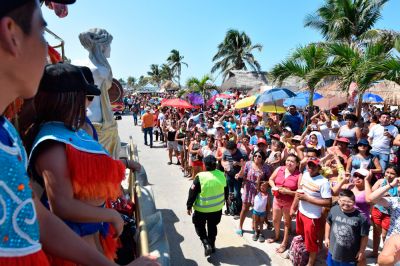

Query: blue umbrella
(283, 91), (323, 108)
(255, 88), (296, 104)
(361, 92), (384, 103)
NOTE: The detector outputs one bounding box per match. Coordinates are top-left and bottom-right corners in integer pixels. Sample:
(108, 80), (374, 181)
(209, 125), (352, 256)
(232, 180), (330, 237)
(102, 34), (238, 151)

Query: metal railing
(128, 136), (149, 256)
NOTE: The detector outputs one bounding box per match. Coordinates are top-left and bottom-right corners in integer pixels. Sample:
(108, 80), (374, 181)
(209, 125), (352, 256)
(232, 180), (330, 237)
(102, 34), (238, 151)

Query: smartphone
(384, 128), (388, 132)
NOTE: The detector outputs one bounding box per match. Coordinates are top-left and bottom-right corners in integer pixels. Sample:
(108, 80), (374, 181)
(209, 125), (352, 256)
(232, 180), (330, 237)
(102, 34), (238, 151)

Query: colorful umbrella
(283, 92), (323, 108)
(255, 88), (296, 104)
(187, 92), (204, 105)
(216, 93), (233, 99)
(234, 95), (258, 109)
(161, 98), (197, 109)
(258, 105), (286, 113)
(314, 95), (347, 109)
(359, 92), (384, 103)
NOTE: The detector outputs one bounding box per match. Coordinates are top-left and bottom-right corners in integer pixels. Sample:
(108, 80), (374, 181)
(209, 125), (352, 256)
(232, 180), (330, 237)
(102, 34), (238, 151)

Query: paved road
(117, 115), (376, 266)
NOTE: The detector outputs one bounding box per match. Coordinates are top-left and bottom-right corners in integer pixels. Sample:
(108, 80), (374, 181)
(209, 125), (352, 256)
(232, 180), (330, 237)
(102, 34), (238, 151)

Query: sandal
(235, 229), (243, 237)
(276, 244), (286, 253)
(266, 237), (279, 244)
(252, 233), (259, 241)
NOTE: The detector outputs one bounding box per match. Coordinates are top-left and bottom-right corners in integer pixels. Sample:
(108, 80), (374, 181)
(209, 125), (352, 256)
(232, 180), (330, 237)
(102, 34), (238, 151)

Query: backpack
(288, 235), (309, 266)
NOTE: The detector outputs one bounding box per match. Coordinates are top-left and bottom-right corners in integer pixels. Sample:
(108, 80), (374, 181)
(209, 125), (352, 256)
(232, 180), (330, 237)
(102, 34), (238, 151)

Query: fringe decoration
(0, 250), (50, 266)
(99, 225), (120, 260)
(65, 144), (125, 201)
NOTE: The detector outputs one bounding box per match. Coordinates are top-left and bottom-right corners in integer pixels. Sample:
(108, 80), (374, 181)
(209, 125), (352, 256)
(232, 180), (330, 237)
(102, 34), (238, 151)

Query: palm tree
(211, 29), (262, 80)
(167, 49), (188, 88)
(270, 43), (330, 108)
(185, 75), (217, 108)
(160, 64), (174, 82)
(127, 76), (137, 90)
(325, 41), (393, 115)
(137, 75), (149, 88)
(147, 64), (162, 88)
(379, 39), (400, 85)
(304, 0), (389, 44)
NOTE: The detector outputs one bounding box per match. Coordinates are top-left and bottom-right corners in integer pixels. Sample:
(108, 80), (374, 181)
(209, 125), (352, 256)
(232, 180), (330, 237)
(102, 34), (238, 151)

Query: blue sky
(42, 1), (400, 85)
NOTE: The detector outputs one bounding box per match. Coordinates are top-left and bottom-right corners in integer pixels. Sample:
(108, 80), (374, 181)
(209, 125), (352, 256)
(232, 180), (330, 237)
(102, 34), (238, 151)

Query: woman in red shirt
(268, 154), (301, 253)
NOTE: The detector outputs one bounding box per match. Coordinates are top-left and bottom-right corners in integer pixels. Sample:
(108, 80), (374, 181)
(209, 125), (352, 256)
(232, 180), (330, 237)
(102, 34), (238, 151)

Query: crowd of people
(130, 92), (400, 265)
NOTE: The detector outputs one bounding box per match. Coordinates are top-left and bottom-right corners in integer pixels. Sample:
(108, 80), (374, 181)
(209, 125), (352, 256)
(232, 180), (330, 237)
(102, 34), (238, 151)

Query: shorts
(296, 211), (321, 253)
(192, 161), (203, 167)
(167, 141), (177, 150)
(177, 144), (183, 152)
(273, 197), (293, 211)
(252, 210), (266, 217)
(326, 251), (356, 266)
(371, 207), (391, 230)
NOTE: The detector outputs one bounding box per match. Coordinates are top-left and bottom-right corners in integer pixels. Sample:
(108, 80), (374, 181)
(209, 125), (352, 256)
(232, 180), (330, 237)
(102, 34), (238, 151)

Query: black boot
(202, 239), (212, 257)
(210, 242), (216, 253)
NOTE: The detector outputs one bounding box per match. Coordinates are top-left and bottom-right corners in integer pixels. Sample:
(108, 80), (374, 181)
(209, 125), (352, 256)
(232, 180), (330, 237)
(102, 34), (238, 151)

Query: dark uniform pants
(192, 210), (222, 246)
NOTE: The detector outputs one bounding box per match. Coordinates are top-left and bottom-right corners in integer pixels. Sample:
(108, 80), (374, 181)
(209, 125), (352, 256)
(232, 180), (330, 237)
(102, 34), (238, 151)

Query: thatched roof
(220, 70), (268, 92)
(161, 80), (179, 91)
(315, 80), (400, 105)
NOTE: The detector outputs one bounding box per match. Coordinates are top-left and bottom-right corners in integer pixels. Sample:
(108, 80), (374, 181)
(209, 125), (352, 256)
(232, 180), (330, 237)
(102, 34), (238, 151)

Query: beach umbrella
(360, 92), (384, 103)
(255, 88), (296, 104)
(234, 95), (258, 109)
(216, 93), (233, 99)
(258, 105), (286, 114)
(314, 95), (347, 109)
(161, 98), (197, 109)
(283, 92), (323, 108)
(206, 95), (217, 107)
(187, 92), (204, 105)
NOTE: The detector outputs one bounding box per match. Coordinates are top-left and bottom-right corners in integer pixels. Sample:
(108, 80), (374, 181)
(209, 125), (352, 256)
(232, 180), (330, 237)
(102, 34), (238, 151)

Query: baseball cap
(307, 157), (320, 166)
(292, 135), (302, 142)
(38, 63), (101, 96)
(271, 134), (280, 140)
(255, 126), (264, 131)
(283, 126), (292, 132)
(336, 137), (350, 144)
(257, 138), (267, 146)
(354, 168), (369, 177)
(79, 66), (101, 96)
(0, 0), (76, 19)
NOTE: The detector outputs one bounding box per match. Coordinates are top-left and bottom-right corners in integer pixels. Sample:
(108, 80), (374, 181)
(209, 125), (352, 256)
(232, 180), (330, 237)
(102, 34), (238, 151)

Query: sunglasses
(254, 154), (263, 159)
(87, 96), (94, 101)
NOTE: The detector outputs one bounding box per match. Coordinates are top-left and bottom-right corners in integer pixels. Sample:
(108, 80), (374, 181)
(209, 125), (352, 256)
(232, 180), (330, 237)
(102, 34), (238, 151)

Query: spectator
(368, 112), (399, 172)
(281, 105), (304, 135)
(142, 106), (154, 148)
(325, 189), (369, 266)
(268, 154), (301, 253)
(290, 157), (332, 266)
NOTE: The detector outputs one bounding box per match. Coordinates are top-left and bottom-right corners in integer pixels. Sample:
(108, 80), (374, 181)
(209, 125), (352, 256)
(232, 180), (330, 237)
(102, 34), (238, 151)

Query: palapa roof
(315, 80), (400, 105)
(220, 70), (268, 92)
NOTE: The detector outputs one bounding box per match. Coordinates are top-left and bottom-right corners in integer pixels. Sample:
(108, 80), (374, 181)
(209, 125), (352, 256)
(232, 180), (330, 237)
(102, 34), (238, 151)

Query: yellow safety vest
(193, 170), (226, 213)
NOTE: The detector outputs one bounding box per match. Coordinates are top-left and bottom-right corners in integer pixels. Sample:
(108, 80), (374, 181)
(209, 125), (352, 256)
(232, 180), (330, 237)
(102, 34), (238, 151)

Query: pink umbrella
(161, 98), (198, 109)
(206, 95), (218, 107)
(216, 93), (233, 99)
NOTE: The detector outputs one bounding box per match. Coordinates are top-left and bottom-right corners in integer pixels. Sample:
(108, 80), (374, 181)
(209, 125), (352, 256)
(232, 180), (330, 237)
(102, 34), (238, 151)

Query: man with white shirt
(368, 112), (398, 172)
(290, 158), (332, 266)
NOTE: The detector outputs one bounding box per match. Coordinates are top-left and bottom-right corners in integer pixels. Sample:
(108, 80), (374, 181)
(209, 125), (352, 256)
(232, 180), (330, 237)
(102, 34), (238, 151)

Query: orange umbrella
(314, 95), (347, 109)
(161, 98), (197, 109)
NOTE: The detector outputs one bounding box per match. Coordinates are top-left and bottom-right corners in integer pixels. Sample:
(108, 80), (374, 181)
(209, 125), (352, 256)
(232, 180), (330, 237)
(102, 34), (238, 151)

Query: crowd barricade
(128, 136), (170, 265)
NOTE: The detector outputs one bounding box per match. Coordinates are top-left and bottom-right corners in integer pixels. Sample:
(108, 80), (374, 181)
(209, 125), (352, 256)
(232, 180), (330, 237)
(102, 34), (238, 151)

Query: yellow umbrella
(258, 105), (286, 113)
(234, 95), (258, 109)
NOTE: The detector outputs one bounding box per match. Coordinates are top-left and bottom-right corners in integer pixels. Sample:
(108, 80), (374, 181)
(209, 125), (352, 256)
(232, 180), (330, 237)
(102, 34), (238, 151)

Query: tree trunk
(307, 86), (315, 124)
(356, 92), (363, 118)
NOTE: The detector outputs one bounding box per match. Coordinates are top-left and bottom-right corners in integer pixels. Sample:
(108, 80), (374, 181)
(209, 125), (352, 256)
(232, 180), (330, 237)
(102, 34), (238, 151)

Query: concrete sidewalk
(117, 115), (377, 266)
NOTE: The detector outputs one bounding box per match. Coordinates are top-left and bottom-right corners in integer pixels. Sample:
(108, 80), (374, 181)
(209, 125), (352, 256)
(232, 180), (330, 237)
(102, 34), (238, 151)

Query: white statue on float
(78, 28), (121, 158)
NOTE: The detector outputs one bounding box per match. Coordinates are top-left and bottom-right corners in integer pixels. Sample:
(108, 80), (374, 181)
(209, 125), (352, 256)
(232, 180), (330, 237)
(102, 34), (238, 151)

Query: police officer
(186, 155), (227, 256)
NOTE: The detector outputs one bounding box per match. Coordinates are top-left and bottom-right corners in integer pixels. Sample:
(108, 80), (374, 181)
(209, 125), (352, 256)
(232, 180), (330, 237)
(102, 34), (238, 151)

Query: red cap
(257, 138), (267, 146)
(307, 157), (320, 166)
(271, 134), (280, 140)
(336, 137), (350, 144)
